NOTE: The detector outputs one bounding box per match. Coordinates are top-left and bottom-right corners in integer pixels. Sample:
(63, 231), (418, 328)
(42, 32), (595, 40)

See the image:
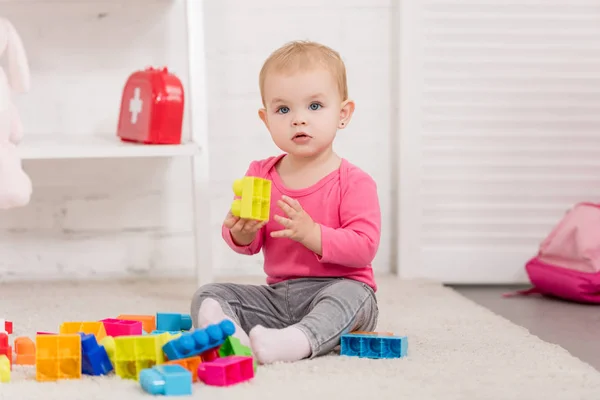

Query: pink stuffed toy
(0, 16), (32, 209)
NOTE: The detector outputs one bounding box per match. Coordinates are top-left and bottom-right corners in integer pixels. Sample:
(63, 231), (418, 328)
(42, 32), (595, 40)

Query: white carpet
(1, 275), (599, 400)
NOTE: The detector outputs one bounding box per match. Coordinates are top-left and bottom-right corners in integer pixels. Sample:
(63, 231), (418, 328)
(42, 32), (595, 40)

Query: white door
(396, 1), (600, 284)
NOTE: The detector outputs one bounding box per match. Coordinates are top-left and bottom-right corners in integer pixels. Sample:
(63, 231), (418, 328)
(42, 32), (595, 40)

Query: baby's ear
(338, 99), (355, 129)
(258, 108), (269, 129)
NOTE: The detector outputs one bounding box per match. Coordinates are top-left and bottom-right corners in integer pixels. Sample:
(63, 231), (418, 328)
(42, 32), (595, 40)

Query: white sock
(249, 325), (311, 364)
(197, 298), (250, 347)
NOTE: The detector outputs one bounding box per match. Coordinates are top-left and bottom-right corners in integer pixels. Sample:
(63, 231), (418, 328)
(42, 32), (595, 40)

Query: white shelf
(18, 134), (200, 160)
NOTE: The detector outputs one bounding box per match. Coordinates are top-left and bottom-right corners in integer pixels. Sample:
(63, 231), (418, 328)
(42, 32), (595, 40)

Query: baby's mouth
(293, 132), (311, 139)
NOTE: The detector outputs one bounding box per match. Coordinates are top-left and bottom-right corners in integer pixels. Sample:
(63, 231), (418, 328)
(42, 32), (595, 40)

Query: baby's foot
(249, 325), (311, 364)
(197, 298), (250, 347)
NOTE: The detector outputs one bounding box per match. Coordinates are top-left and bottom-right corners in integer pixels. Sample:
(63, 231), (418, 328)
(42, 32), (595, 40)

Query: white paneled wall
(397, 1), (600, 284)
(0, 0), (397, 282)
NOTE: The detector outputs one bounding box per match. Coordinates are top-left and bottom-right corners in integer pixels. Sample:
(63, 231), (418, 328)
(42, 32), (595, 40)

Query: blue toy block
(140, 364), (192, 396)
(79, 333), (113, 375)
(162, 320), (235, 361)
(150, 330), (183, 335)
(156, 313), (192, 332)
(340, 333), (408, 359)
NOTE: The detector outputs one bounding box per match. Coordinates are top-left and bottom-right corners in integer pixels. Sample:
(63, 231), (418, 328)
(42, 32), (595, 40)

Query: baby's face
(260, 67), (342, 159)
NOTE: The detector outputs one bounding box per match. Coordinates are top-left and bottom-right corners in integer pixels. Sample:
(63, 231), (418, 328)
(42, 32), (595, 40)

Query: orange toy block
(59, 321), (107, 342)
(164, 356), (202, 382)
(117, 315), (156, 333)
(36, 334), (81, 382)
(14, 337), (35, 365)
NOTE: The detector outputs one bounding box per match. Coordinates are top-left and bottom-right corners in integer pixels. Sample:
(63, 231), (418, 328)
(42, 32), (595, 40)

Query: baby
(190, 40), (381, 365)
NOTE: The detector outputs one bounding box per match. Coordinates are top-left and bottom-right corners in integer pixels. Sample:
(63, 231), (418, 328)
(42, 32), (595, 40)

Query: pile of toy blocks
(0, 313), (255, 396)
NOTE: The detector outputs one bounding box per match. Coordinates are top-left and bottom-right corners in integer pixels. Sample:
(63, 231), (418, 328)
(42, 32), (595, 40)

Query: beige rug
(1, 274), (599, 400)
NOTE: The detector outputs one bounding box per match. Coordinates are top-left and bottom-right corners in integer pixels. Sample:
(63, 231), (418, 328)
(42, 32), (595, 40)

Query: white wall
(0, 0), (397, 281)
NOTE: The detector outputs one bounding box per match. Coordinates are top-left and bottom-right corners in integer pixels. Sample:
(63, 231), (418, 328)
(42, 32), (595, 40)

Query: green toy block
(218, 336), (256, 371)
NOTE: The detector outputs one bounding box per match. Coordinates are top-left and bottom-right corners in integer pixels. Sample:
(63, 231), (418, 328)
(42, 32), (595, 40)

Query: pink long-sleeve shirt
(222, 154), (381, 292)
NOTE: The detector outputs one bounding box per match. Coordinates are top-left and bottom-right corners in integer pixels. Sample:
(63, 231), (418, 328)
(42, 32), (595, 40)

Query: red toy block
(197, 356), (254, 386)
(200, 348), (219, 362)
(0, 333), (12, 369)
(0, 319), (12, 334)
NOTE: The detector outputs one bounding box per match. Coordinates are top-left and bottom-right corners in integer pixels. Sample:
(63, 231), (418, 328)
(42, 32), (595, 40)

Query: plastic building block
(80, 333), (113, 376)
(101, 318), (143, 337)
(351, 331), (395, 336)
(36, 334), (82, 381)
(113, 335), (165, 380)
(0, 355), (9, 382)
(340, 333), (408, 359)
(162, 320), (235, 361)
(200, 348), (219, 362)
(99, 336), (115, 365)
(164, 356), (202, 382)
(156, 313), (192, 332)
(0, 319), (12, 335)
(219, 336), (256, 371)
(0, 333), (12, 369)
(197, 356), (254, 386)
(60, 321), (107, 342)
(151, 330), (183, 335)
(36, 331), (55, 335)
(117, 314), (156, 333)
(140, 364), (192, 396)
(231, 177), (271, 221)
(14, 337), (35, 365)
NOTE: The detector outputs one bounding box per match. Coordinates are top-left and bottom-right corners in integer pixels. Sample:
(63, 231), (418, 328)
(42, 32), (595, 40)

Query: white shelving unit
(18, 135), (200, 160)
(7, 0), (213, 287)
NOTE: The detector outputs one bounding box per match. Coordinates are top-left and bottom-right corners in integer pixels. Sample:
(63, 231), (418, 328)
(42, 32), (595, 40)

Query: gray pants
(190, 277), (379, 358)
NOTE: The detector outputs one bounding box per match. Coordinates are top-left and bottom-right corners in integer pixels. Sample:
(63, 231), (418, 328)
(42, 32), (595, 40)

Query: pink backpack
(506, 202), (600, 303)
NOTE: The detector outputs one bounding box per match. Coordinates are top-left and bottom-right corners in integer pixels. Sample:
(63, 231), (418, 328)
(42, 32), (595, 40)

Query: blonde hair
(259, 40), (348, 106)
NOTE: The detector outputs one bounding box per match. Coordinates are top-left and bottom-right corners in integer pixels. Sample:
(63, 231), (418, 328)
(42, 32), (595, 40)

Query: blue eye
(277, 106), (290, 114)
(309, 103), (321, 110)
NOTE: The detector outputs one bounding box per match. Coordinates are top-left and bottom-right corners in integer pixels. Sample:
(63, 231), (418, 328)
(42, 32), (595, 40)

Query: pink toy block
(197, 356), (254, 386)
(100, 318), (143, 337)
(36, 332), (55, 335)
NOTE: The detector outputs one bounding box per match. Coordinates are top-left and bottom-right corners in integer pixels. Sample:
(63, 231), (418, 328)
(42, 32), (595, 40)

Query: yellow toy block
(60, 321), (107, 342)
(35, 334), (81, 382)
(99, 336), (116, 365)
(0, 355), (10, 383)
(113, 335), (166, 380)
(231, 176), (271, 221)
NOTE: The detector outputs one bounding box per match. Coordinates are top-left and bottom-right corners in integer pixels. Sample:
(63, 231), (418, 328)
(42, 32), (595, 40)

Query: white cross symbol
(129, 87), (143, 124)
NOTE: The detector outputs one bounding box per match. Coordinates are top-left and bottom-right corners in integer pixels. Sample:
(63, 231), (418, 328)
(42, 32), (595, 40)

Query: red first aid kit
(117, 66), (184, 144)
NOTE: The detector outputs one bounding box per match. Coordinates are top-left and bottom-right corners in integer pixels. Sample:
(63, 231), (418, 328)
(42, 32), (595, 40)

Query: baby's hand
(224, 211), (267, 246)
(271, 195), (318, 243)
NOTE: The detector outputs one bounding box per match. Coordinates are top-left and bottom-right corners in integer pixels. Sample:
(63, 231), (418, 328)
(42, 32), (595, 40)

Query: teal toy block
(140, 364), (192, 396)
(156, 313), (192, 332)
